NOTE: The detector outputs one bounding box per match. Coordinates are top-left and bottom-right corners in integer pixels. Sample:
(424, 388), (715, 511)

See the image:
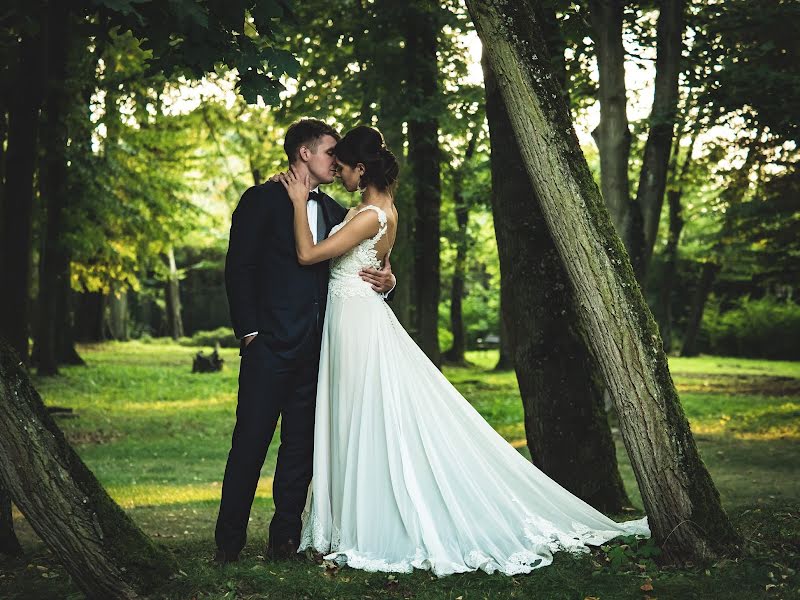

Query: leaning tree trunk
(0, 29), (45, 363)
(467, 0), (740, 562)
(635, 0), (684, 277)
(484, 55), (629, 513)
(0, 337), (175, 598)
(406, 0), (443, 366)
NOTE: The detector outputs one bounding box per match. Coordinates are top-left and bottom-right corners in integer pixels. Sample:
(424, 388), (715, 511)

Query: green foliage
(181, 327), (239, 349)
(701, 296), (800, 360)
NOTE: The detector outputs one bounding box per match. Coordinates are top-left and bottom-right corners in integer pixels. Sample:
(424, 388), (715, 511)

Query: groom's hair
(284, 119), (341, 163)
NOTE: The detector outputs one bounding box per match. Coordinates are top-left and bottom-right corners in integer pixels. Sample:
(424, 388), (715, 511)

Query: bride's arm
(292, 207), (379, 265)
(280, 167), (380, 266)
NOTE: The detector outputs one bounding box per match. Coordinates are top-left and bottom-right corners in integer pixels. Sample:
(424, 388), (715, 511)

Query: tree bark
(164, 247), (184, 340)
(0, 337), (175, 598)
(484, 52), (629, 513)
(467, 0), (740, 562)
(406, 1), (442, 366)
(0, 28), (45, 363)
(35, 5), (72, 376)
(443, 131), (478, 365)
(635, 0), (684, 276)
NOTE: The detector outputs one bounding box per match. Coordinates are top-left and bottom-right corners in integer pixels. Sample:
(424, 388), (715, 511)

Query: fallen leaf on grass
(640, 580), (654, 592)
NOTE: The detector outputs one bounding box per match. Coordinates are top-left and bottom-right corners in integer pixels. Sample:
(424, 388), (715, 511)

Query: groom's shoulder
(234, 182), (286, 212)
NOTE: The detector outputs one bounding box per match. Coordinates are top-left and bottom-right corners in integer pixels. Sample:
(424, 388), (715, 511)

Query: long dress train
(299, 204), (649, 576)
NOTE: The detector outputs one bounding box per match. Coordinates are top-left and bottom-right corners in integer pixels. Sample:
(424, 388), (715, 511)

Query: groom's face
(306, 134), (338, 186)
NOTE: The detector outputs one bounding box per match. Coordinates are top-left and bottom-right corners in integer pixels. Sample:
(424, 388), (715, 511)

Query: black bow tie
(308, 190), (323, 203)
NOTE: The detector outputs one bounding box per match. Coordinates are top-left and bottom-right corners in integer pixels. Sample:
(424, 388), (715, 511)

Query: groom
(215, 119), (396, 563)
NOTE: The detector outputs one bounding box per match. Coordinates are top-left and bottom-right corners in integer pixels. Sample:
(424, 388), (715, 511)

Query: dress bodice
(328, 205), (390, 299)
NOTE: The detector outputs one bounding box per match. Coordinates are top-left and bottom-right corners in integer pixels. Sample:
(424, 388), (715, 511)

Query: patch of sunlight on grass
(107, 477), (273, 508)
(117, 396), (234, 413)
(692, 423), (800, 441)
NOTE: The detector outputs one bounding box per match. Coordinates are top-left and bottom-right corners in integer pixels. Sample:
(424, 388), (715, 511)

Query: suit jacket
(225, 182), (348, 359)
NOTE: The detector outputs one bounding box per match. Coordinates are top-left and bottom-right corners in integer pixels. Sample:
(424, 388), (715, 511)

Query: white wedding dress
(299, 205), (649, 576)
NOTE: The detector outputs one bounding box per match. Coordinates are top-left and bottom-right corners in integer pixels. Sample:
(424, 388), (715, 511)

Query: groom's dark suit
(216, 181), (347, 557)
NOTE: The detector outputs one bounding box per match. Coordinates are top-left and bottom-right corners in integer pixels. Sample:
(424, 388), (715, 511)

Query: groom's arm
(225, 186), (269, 340)
(359, 255), (397, 301)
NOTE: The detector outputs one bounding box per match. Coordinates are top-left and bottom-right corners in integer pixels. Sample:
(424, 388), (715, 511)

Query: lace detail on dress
(328, 205), (390, 299)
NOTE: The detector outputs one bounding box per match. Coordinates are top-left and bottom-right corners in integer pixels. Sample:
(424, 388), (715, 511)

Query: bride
(277, 125), (648, 576)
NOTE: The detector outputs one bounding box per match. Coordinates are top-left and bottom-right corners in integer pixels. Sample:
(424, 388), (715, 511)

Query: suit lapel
(319, 194), (346, 238)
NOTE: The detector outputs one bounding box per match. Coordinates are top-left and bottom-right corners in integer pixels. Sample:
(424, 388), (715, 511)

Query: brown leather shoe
(213, 548), (239, 565)
(266, 538), (300, 561)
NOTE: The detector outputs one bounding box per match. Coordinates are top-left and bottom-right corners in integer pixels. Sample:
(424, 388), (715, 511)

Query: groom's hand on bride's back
(359, 256), (396, 295)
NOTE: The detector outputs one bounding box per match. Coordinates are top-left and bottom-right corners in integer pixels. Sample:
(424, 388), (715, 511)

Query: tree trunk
(75, 291), (105, 343)
(659, 188), (684, 353)
(679, 134), (762, 358)
(467, 0), (740, 562)
(494, 307), (514, 370)
(635, 0), (684, 276)
(0, 29), (45, 363)
(443, 132), (478, 365)
(588, 0), (636, 255)
(680, 261), (719, 357)
(380, 117), (414, 328)
(0, 337), (175, 597)
(35, 4), (72, 376)
(107, 288), (128, 341)
(406, 1), (442, 366)
(0, 488), (23, 557)
(164, 247), (184, 340)
(484, 54), (629, 513)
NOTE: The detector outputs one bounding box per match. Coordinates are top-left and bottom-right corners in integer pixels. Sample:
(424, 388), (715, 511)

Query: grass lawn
(1, 343), (798, 599)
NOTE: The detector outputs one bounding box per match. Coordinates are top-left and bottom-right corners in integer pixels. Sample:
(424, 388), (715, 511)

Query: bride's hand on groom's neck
(279, 166), (311, 205)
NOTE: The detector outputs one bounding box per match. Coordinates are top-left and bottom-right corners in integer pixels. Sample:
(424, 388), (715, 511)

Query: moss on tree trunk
(466, 0), (741, 563)
(0, 337), (175, 598)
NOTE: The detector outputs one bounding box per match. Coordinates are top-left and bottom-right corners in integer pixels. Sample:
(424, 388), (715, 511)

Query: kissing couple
(214, 119), (649, 576)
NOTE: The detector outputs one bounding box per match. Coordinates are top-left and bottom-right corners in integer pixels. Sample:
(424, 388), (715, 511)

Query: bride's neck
(361, 185), (391, 204)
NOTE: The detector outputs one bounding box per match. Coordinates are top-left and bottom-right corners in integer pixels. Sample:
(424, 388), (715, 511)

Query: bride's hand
(278, 166), (310, 205)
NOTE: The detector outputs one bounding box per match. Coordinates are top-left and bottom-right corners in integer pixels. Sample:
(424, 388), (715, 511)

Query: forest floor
(1, 343), (798, 599)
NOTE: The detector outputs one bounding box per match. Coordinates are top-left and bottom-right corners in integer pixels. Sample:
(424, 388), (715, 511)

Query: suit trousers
(214, 333), (320, 554)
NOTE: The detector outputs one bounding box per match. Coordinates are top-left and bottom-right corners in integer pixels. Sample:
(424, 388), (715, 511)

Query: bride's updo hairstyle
(335, 125), (399, 192)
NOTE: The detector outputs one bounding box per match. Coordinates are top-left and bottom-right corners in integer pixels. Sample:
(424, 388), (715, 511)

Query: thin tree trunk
(0, 488), (23, 557)
(443, 131), (478, 365)
(636, 0), (684, 276)
(0, 337), (174, 598)
(588, 0), (636, 254)
(0, 29), (45, 363)
(494, 308), (514, 370)
(406, 1), (442, 366)
(679, 260), (717, 357)
(380, 117), (414, 328)
(467, 0), (740, 562)
(35, 4), (71, 376)
(164, 247), (184, 340)
(484, 54), (629, 513)
(75, 291), (105, 342)
(107, 288), (128, 341)
(659, 188), (684, 353)
(680, 135), (762, 357)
